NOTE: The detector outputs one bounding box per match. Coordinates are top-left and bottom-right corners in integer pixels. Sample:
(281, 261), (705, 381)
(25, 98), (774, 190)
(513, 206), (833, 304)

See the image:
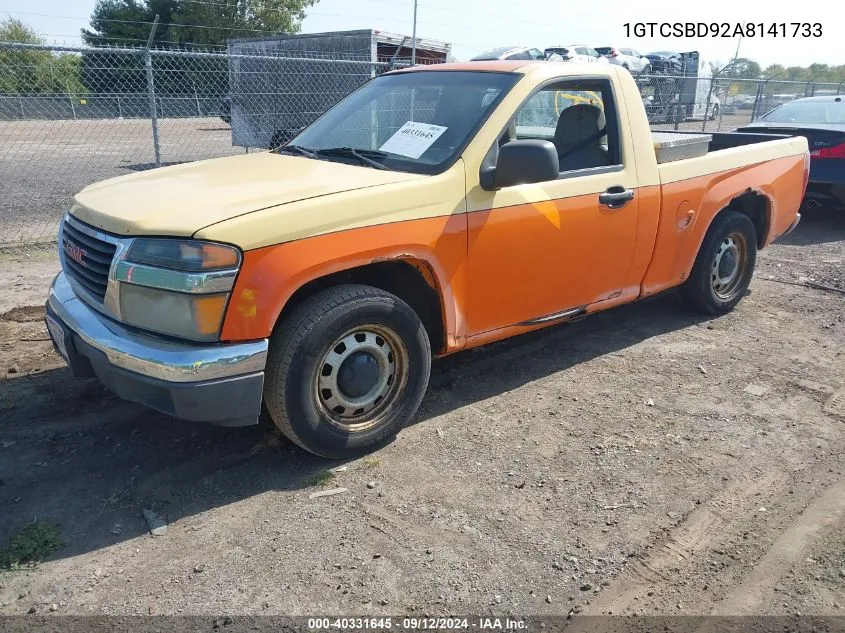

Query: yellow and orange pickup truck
(46, 60), (808, 458)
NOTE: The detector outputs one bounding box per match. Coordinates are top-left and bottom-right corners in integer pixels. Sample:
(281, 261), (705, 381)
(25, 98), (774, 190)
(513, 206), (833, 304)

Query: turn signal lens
(193, 295), (229, 336)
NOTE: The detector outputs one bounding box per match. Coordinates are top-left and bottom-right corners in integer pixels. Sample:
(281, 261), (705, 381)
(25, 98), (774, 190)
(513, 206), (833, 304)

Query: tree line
(0, 20), (86, 95)
(1, 0), (316, 98)
(713, 57), (845, 87)
(82, 0), (317, 48)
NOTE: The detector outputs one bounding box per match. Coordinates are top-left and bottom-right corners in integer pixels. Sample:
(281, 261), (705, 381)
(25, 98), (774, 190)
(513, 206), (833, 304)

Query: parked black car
(735, 96), (845, 210)
(644, 51), (682, 75)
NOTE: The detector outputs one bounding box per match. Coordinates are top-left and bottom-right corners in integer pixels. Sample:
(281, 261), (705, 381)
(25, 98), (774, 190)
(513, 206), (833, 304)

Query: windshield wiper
(315, 147), (391, 171)
(278, 144), (318, 159)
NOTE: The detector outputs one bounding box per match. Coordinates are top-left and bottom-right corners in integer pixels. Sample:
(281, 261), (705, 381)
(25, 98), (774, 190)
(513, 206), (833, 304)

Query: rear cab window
(507, 50), (533, 60)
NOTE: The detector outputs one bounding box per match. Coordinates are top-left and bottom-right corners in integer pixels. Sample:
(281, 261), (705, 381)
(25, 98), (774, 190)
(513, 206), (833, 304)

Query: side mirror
(480, 139), (560, 190)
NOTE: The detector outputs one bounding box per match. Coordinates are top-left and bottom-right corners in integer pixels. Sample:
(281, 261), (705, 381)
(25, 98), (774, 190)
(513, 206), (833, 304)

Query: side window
(509, 79), (621, 174)
(586, 48), (599, 57)
(529, 48), (545, 60)
(576, 47), (588, 55)
(509, 49), (533, 60)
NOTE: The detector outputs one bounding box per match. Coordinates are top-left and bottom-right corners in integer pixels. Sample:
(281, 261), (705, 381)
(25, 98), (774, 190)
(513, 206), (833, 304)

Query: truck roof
(388, 60), (623, 79)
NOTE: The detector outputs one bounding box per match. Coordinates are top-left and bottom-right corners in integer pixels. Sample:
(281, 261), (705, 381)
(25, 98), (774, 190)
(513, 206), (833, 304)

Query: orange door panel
(466, 186), (640, 335)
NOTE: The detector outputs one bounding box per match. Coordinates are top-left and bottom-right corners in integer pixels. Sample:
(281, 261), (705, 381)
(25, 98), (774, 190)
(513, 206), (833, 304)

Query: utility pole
(731, 30), (743, 69)
(145, 14), (162, 168)
(411, 0), (418, 66)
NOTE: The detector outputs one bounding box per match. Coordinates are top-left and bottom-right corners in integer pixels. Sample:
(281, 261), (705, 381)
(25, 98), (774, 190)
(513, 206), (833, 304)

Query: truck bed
(654, 130), (808, 193)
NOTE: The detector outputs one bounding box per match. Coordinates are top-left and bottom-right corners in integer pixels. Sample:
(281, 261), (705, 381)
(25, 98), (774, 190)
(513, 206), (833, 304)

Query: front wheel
(263, 284), (431, 459)
(680, 211), (757, 315)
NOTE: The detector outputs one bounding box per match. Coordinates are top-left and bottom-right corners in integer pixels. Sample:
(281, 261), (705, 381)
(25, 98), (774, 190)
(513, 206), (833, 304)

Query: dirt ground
(0, 209), (843, 619)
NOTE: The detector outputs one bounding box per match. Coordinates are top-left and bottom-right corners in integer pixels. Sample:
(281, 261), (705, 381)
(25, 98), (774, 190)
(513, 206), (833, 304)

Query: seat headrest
(554, 104), (606, 149)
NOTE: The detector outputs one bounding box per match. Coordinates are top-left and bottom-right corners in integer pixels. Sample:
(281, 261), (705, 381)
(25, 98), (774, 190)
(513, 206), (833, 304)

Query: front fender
(219, 214), (468, 347)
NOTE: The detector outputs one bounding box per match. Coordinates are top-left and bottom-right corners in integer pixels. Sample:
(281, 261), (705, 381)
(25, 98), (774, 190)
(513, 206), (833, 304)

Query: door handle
(599, 186), (635, 210)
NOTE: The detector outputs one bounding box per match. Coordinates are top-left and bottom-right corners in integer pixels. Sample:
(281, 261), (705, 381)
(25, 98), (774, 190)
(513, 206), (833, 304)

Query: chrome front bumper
(46, 271), (268, 426)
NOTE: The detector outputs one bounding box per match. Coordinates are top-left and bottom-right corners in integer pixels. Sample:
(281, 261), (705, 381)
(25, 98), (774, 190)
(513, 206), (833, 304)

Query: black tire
(680, 211), (757, 315)
(709, 104), (719, 121)
(263, 284), (431, 459)
(269, 131), (287, 151)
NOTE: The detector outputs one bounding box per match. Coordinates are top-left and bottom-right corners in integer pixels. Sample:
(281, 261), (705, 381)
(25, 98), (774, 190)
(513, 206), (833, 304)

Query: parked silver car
(594, 46), (651, 74)
(471, 46), (547, 61)
(544, 45), (608, 64)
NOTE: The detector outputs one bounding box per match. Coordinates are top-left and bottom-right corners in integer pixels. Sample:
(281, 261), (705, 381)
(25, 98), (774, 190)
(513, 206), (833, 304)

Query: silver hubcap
(316, 325), (408, 432)
(711, 234), (746, 300)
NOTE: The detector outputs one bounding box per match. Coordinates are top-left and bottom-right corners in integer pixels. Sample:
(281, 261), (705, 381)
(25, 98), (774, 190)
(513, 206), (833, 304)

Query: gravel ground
(0, 117), (245, 246)
(0, 208), (842, 619)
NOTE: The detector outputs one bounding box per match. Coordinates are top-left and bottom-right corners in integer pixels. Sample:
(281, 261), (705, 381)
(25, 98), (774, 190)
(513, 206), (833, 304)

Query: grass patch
(309, 471), (335, 487)
(0, 520), (63, 570)
(363, 456), (381, 469)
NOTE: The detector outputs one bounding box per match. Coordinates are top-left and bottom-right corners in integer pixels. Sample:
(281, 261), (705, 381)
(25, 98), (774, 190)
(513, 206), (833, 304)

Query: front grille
(61, 217), (117, 302)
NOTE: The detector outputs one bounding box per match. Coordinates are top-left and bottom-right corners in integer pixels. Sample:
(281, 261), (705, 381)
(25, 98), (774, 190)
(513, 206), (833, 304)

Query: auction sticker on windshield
(379, 121), (448, 159)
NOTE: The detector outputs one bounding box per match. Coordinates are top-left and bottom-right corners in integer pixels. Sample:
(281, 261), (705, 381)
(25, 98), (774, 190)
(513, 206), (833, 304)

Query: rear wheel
(263, 284), (431, 459)
(269, 131), (287, 150)
(680, 211), (757, 315)
(710, 103), (720, 120)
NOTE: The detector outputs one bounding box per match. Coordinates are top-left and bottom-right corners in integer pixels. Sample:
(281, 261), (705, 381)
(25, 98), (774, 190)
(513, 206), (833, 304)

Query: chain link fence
(0, 42), (398, 248)
(638, 72), (843, 133)
(1, 41), (843, 248)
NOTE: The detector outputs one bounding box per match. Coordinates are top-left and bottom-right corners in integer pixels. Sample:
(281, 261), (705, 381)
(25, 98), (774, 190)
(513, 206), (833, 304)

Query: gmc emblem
(65, 241), (87, 266)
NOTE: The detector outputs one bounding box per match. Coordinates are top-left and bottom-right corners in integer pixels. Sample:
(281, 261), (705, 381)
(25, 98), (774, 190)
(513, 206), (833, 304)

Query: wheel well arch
(276, 260), (447, 355)
(720, 189), (771, 249)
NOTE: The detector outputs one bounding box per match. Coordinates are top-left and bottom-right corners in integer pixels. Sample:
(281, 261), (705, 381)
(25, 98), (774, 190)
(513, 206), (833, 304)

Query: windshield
(288, 71), (520, 174)
(761, 100), (845, 124)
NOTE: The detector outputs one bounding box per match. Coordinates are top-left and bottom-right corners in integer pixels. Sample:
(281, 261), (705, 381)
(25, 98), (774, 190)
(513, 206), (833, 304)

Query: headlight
(126, 238), (240, 271)
(116, 238), (242, 342)
(119, 284), (229, 342)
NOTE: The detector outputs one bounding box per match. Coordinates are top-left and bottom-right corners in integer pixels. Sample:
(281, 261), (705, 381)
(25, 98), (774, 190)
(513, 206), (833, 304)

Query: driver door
(465, 78), (641, 337)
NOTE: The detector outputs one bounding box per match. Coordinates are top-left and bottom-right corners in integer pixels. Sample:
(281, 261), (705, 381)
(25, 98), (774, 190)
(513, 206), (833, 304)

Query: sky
(1, 0), (842, 68)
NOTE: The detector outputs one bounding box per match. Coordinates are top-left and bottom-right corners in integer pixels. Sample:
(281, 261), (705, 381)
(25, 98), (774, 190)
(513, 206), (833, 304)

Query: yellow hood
(70, 152), (424, 237)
